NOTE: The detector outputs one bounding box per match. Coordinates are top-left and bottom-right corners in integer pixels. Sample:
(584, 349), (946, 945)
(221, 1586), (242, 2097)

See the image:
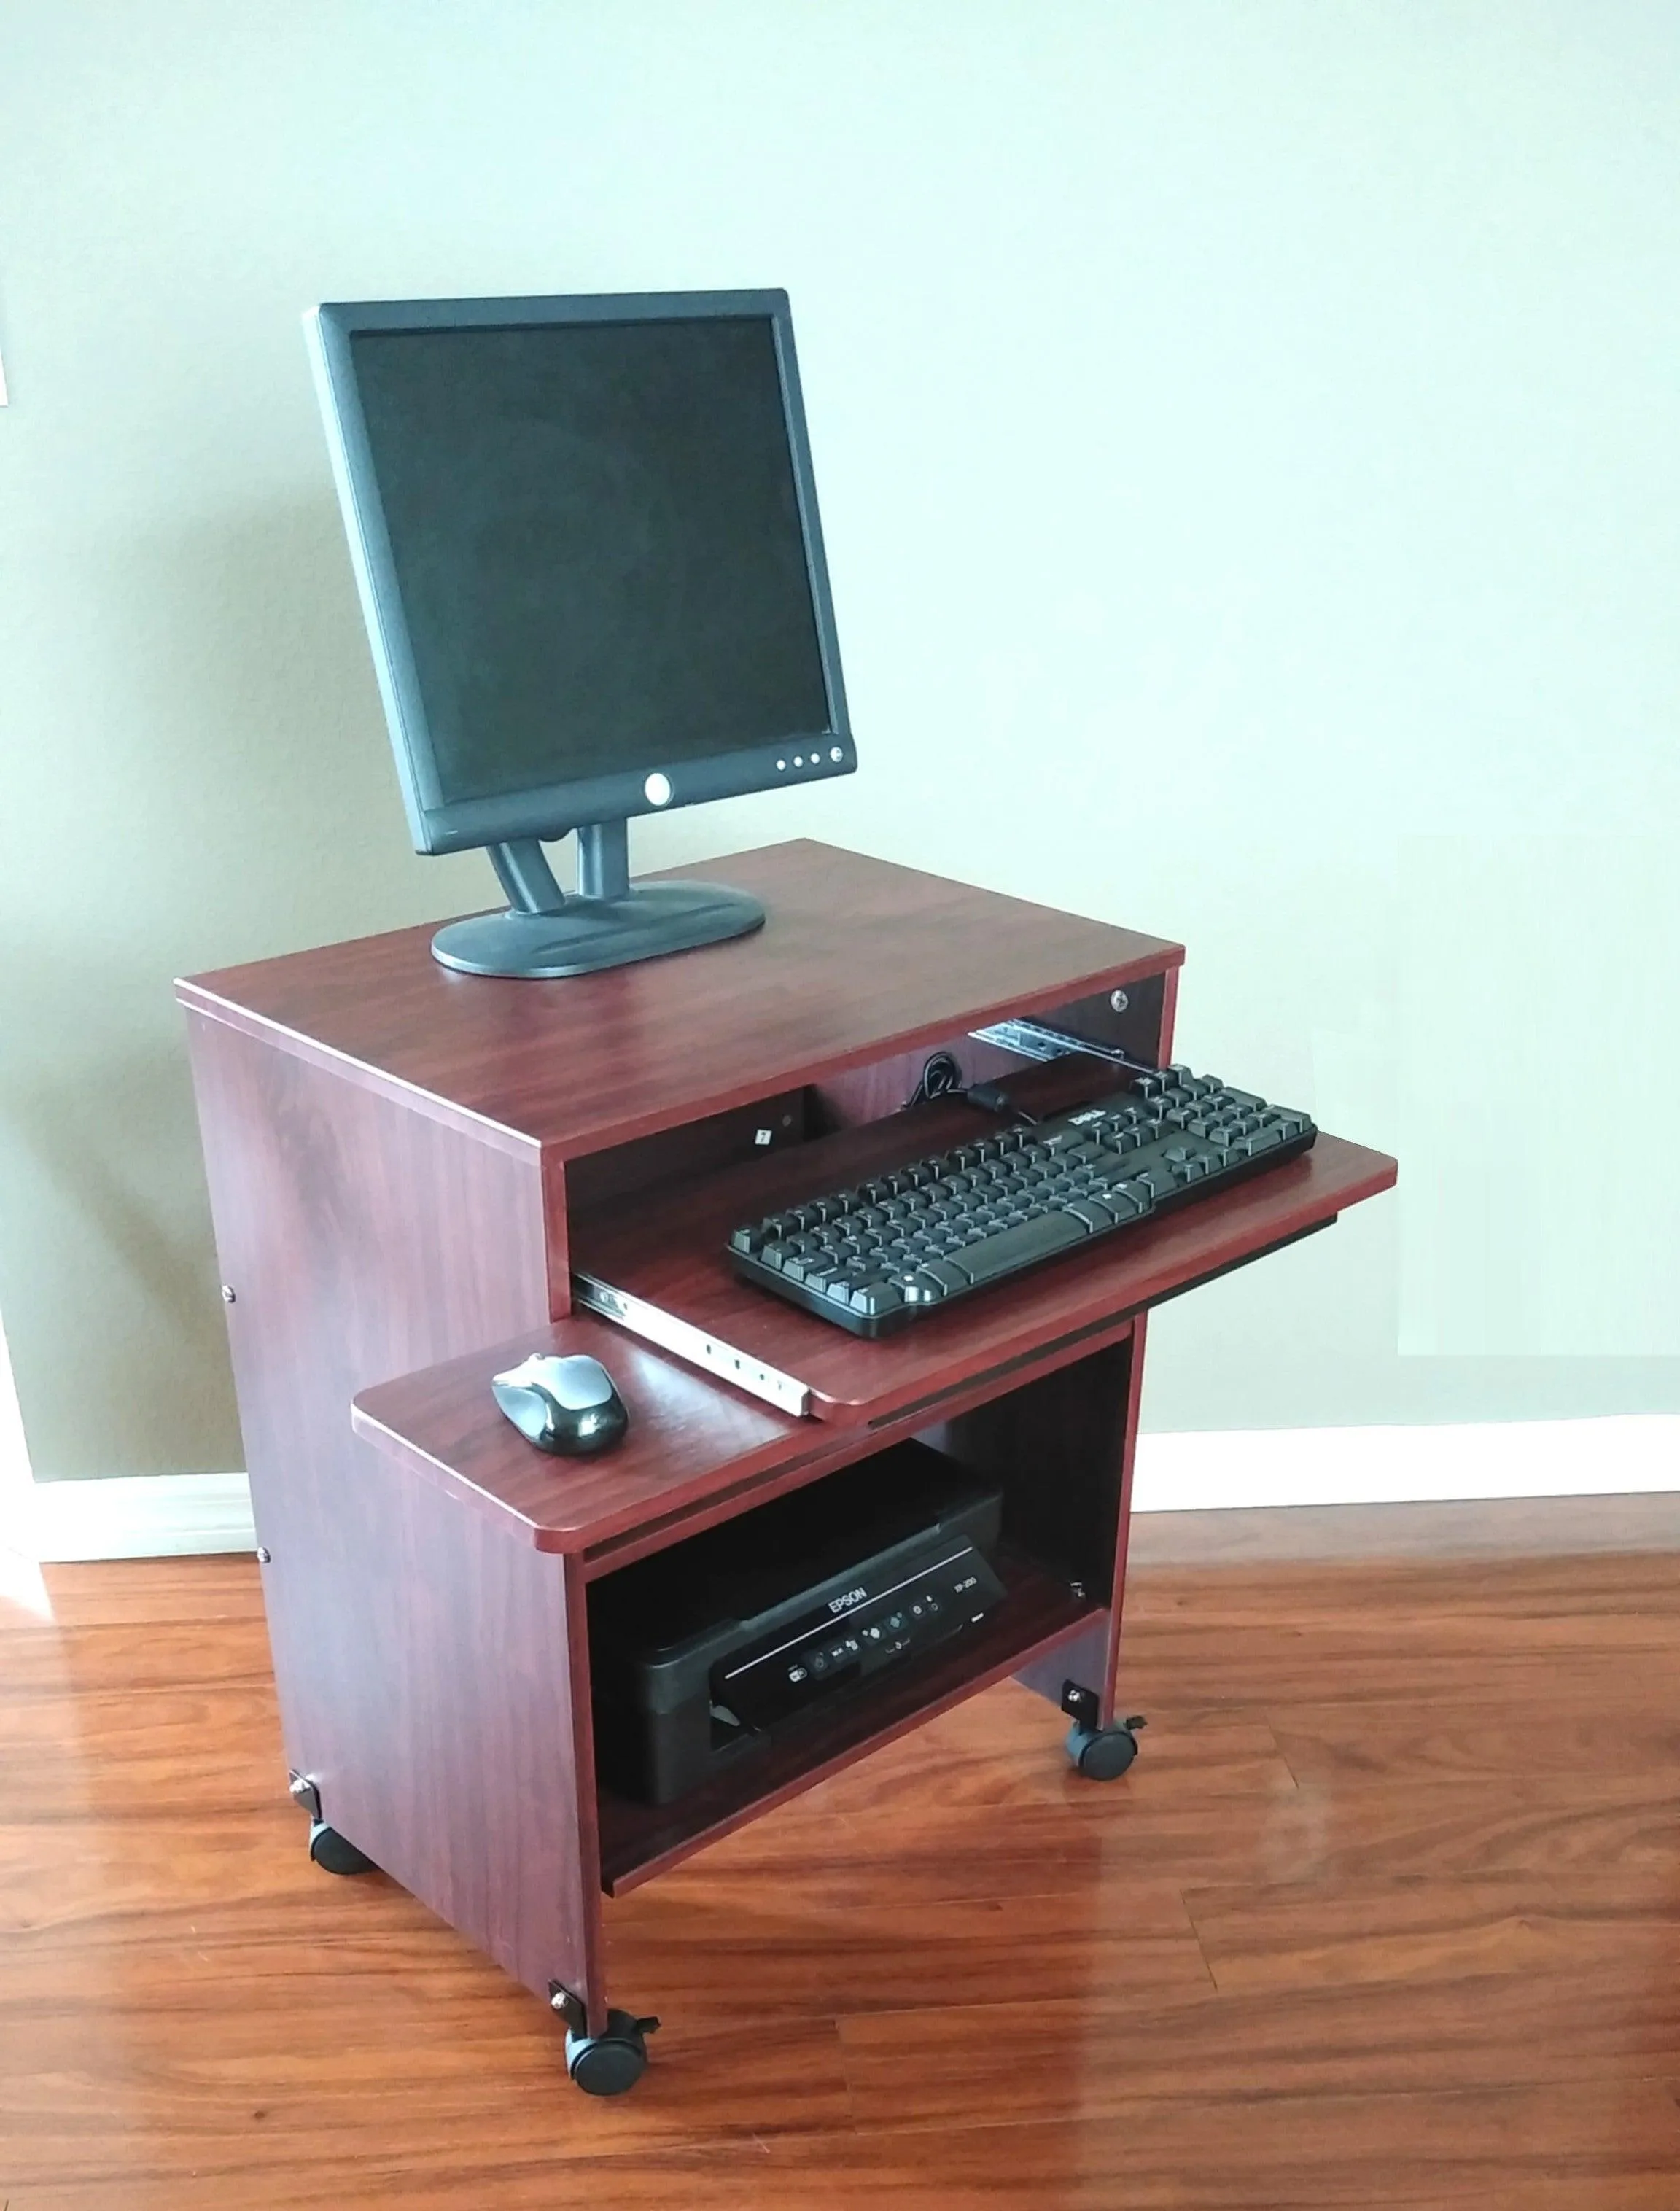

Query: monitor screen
(346, 314), (833, 810)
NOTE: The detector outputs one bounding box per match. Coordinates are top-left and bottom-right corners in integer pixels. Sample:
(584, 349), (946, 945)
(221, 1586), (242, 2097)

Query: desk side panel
(1002, 958), (1175, 1725)
(183, 1013), (601, 2009)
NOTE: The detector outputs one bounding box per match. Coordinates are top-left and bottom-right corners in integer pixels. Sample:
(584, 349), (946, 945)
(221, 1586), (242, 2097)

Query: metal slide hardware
(572, 1270), (812, 1417)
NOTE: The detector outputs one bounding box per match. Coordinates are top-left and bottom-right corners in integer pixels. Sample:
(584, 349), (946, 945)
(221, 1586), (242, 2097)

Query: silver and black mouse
(491, 1353), (629, 1458)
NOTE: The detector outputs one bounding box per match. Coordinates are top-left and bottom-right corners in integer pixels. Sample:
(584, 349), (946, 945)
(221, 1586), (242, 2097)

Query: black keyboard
(728, 1063), (1317, 1337)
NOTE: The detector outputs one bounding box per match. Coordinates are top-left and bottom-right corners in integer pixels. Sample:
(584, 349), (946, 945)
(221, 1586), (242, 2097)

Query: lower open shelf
(594, 1542), (1100, 1894)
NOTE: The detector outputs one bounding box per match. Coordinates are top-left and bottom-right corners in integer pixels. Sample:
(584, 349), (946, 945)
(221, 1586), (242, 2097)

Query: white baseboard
(8, 1413), (1678, 1562)
(1129, 1413), (1680, 1514)
(27, 1472), (257, 1563)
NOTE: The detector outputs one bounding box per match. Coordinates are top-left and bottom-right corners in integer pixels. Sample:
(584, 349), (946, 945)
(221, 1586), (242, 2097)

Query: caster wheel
(566, 2010), (659, 2097)
(1067, 1721), (1140, 1781)
(308, 1819), (377, 1876)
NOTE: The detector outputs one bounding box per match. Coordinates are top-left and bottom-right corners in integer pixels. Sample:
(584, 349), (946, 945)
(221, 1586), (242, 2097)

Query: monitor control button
(644, 772), (672, 806)
(830, 746), (843, 761)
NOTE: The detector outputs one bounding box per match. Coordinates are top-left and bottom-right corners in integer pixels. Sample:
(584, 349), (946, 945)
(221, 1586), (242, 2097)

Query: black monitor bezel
(306, 289), (854, 855)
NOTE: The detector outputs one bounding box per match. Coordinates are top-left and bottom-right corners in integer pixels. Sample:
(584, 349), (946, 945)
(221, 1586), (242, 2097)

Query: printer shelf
(594, 1540), (1099, 1894)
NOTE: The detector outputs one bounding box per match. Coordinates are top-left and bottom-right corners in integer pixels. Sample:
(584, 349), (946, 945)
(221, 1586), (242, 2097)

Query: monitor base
(432, 882), (766, 980)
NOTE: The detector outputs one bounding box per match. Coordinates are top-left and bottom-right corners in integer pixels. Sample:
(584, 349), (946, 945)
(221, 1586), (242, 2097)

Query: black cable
(901, 1051), (965, 1109)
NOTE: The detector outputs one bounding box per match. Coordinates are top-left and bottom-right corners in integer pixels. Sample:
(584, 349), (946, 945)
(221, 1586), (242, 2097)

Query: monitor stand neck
(488, 827), (630, 913)
(433, 823), (764, 981)
(575, 823), (629, 903)
(487, 839), (568, 915)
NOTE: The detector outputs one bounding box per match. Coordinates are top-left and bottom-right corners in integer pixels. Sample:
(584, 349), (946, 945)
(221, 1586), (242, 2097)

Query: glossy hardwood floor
(4, 1523), (1680, 2208)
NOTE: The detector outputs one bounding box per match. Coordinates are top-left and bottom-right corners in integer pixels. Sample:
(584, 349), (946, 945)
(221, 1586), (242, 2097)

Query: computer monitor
(306, 290), (855, 977)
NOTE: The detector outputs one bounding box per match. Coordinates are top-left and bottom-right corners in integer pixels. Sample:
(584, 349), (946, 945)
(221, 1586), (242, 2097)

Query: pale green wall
(1, 1), (1676, 1481)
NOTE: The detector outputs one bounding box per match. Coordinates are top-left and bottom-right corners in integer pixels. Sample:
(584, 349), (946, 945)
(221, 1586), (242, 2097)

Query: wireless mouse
(491, 1353), (629, 1458)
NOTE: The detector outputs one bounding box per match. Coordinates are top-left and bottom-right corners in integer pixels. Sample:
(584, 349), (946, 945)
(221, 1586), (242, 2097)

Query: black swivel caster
(1066, 1720), (1143, 1780)
(565, 2010), (660, 2097)
(290, 1773), (376, 1875)
(1061, 1682), (1146, 1781)
(307, 1819), (378, 1876)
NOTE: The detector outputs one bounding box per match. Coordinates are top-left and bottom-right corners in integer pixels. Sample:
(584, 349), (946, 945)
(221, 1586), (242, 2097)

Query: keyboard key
(1064, 1197), (1116, 1230)
(945, 1208), (1089, 1286)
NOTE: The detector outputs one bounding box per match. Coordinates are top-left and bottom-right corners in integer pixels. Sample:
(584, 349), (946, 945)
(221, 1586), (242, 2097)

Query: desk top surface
(178, 840), (1182, 1155)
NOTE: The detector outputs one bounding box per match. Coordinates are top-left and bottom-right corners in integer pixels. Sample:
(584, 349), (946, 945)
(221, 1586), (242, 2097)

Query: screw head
(1108, 990), (1129, 1015)
(220, 1285), (236, 1304)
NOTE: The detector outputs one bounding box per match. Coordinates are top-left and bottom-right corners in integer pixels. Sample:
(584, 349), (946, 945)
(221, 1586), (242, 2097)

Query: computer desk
(178, 839), (1396, 2084)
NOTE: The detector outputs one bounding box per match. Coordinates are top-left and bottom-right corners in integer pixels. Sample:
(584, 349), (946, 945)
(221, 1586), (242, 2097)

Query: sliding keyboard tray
(569, 1084), (1397, 1431)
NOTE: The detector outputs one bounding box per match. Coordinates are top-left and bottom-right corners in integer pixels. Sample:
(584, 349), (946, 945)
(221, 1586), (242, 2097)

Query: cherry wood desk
(179, 839), (1395, 2078)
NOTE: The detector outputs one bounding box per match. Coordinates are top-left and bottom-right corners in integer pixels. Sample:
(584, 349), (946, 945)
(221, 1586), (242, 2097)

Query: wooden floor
(4, 1525), (1680, 2208)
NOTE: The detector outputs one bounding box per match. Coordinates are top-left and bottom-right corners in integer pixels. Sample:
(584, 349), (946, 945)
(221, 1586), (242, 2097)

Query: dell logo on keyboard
(828, 1586), (868, 1614)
